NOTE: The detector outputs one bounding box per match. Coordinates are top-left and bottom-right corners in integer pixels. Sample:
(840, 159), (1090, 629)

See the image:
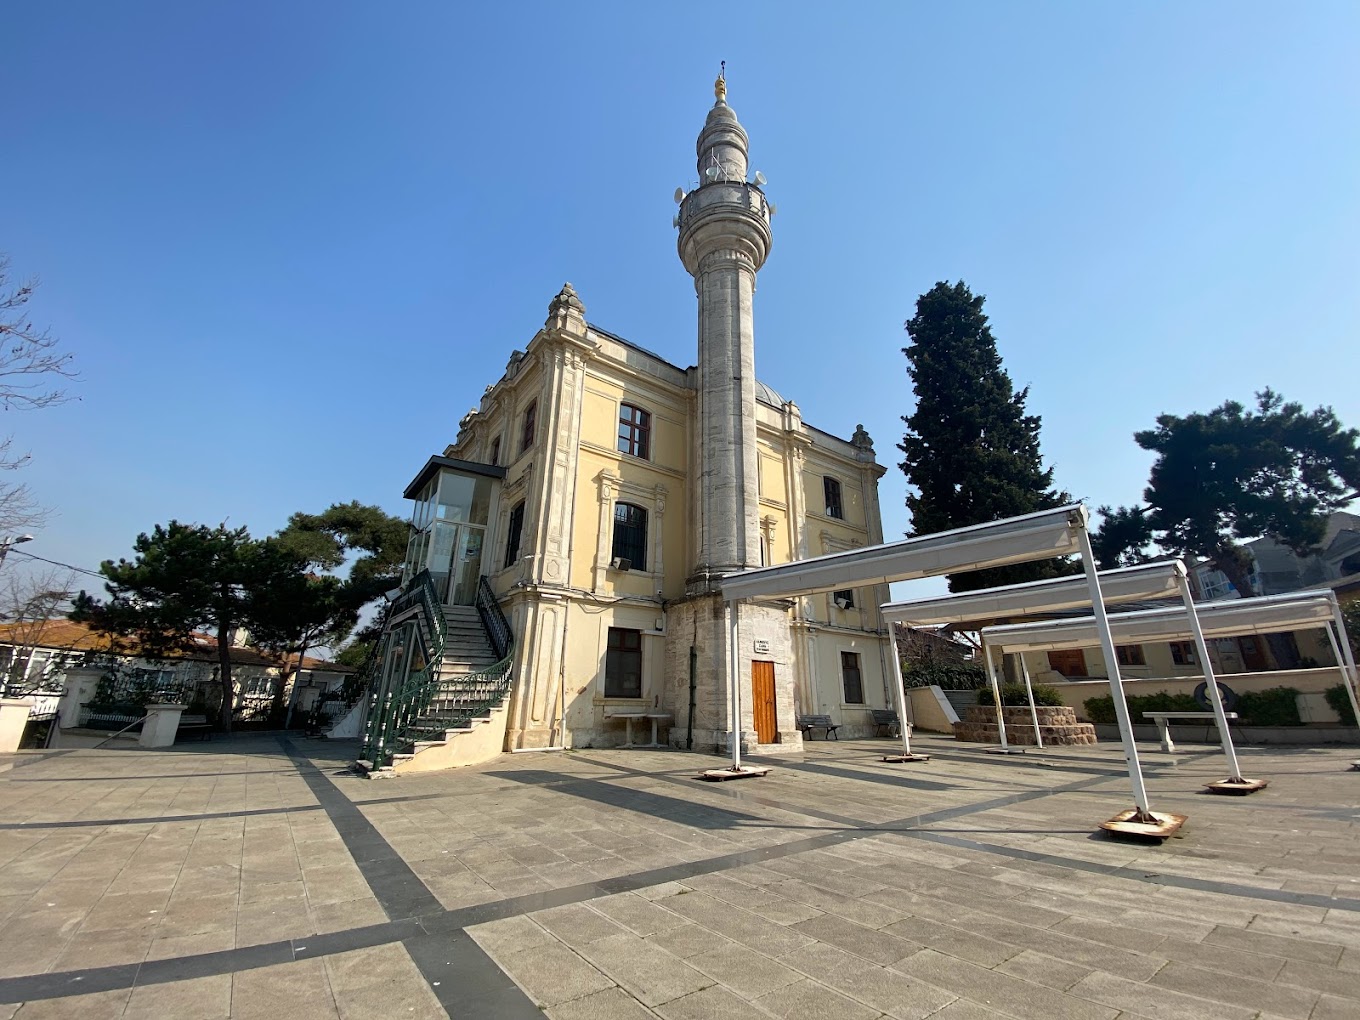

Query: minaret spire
(715, 61), (726, 104)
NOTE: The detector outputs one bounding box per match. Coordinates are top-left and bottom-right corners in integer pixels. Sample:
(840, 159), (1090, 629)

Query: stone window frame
(839, 650), (865, 705)
(604, 627), (644, 699)
(521, 400), (537, 452)
(503, 501), (525, 569)
(489, 436), (501, 467)
(593, 473), (668, 592)
(611, 502), (649, 570)
(617, 402), (652, 460)
(1169, 640), (1198, 666)
(823, 475), (843, 519)
(1115, 644), (1147, 667)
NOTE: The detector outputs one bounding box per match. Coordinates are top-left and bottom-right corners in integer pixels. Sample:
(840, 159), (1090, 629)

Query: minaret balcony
(678, 182), (773, 273)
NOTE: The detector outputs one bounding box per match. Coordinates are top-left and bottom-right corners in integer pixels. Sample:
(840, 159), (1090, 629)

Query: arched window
(617, 403), (651, 459)
(611, 503), (648, 570)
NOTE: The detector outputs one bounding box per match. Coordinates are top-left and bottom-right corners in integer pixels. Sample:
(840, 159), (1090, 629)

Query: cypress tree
(898, 281), (1071, 592)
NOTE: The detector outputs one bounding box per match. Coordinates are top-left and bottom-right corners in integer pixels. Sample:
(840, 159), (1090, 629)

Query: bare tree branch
(0, 255), (78, 412)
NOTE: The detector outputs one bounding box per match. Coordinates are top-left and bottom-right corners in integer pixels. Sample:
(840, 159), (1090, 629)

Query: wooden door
(751, 660), (777, 744)
(1047, 649), (1087, 678)
(1239, 636), (1269, 672)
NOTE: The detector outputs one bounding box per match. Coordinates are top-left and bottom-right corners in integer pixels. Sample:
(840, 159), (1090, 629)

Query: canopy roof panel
(881, 560), (1186, 627)
(720, 505), (1087, 601)
(981, 591), (1340, 654)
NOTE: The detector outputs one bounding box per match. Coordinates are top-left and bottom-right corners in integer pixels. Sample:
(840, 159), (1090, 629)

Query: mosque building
(372, 76), (895, 766)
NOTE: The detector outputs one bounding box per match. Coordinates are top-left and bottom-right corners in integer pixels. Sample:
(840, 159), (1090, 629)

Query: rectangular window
(824, 476), (843, 519)
(605, 627), (643, 698)
(617, 403), (651, 459)
(1169, 640), (1197, 666)
(832, 589), (855, 610)
(841, 651), (864, 704)
(521, 401), (537, 452)
(1115, 644), (1146, 667)
(504, 502), (525, 568)
(489, 437), (501, 466)
(612, 503), (648, 570)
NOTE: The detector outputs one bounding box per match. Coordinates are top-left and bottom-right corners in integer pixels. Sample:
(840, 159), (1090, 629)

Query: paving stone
(1068, 969), (1256, 1020)
(829, 963), (957, 1019)
(896, 949), (1118, 1020)
(228, 962), (340, 1017)
(495, 942), (616, 1007)
(1149, 960), (1320, 1017)
(1202, 924), (1344, 965)
(547, 986), (661, 1020)
(467, 914), (558, 957)
(1311, 993), (1360, 1020)
(791, 913), (921, 966)
(123, 973), (233, 1019)
(645, 924), (732, 959)
(755, 977), (882, 1020)
(993, 949), (1092, 991)
(534, 902), (630, 946)
(660, 890), (816, 957)
(575, 932), (714, 1006)
(591, 892), (695, 935)
(881, 915), (1020, 967)
(654, 984), (759, 1020)
(1276, 957), (1360, 1000)
(688, 945), (804, 998)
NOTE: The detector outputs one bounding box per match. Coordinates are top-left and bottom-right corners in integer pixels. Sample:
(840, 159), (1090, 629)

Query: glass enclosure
(405, 468), (496, 605)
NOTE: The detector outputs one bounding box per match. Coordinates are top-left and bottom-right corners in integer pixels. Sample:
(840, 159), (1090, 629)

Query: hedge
(1084, 687), (1303, 727)
(978, 682), (1064, 707)
(1324, 684), (1357, 727)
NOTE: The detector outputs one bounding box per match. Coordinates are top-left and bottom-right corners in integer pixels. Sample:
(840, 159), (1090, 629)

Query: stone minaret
(677, 71), (774, 591)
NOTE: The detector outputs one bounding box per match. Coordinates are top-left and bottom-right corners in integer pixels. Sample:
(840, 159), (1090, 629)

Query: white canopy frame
(717, 505), (1171, 827)
(881, 561), (1188, 751)
(982, 588), (1360, 782)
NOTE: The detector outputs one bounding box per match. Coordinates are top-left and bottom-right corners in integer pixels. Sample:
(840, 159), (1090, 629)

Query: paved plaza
(1, 735), (1358, 1019)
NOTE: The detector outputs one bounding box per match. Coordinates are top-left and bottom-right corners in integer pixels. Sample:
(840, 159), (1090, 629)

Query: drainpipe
(686, 644), (698, 750)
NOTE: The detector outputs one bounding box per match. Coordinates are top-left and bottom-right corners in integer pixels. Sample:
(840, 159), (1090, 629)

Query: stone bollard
(0, 698), (35, 753)
(139, 704), (188, 749)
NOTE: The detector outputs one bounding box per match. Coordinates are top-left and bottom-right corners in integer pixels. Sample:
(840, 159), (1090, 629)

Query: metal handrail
(477, 576), (513, 661)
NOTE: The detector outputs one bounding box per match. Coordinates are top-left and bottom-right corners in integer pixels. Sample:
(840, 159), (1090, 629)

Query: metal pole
(727, 599), (742, 772)
(887, 632), (914, 757)
(1176, 575), (1243, 781)
(1075, 523), (1153, 819)
(1019, 654), (1044, 749)
(1323, 605), (1360, 733)
(982, 640), (1008, 750)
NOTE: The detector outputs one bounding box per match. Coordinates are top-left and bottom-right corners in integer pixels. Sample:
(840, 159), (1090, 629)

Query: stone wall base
(954, 705), (1098, 746)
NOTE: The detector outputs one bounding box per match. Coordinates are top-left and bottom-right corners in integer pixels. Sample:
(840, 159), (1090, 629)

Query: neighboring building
(1195, 512), (1360, 600)
(389, 77), (894, 756)
(0, 618), (351, 723)
(1021, 624), (1339, 683)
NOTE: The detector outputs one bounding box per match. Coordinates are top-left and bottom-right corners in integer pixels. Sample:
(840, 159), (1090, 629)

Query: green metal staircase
(359, 573), (514, 772)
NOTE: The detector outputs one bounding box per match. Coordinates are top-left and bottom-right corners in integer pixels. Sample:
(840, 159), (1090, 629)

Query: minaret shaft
(695, 255), (760, 578)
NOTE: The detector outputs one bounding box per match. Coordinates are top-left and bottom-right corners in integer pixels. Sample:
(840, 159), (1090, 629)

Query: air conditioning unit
(610, 557), (632, 571)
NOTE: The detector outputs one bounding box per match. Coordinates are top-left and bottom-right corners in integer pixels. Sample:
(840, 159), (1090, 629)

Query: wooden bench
(1142, 711), (1238, 753)
(797, 714), (839, 740)
(870, 709), (901, 738)
(175, 714), (214, 742)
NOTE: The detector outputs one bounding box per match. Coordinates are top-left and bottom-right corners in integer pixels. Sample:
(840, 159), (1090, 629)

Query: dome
(754, 379), (785, 407)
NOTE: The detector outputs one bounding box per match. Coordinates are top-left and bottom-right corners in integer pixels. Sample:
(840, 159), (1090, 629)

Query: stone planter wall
(953, 704), (1097, 746)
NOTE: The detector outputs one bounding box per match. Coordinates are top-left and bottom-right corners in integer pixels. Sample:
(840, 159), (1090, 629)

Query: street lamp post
(0, 534), (33, 569)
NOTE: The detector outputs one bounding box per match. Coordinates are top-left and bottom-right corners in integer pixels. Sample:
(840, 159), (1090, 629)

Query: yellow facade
(440, 304), (893, 751)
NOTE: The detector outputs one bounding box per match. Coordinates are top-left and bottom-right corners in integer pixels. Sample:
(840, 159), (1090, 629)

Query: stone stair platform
(953, 704), (1097, 746)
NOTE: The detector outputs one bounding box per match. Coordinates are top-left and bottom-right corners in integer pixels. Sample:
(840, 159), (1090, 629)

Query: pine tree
(898, 281), (1071, 592)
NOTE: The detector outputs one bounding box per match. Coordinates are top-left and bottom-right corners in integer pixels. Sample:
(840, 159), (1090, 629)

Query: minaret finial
(715, 61), (726, 104)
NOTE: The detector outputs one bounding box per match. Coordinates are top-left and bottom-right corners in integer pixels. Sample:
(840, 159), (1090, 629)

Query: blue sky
(3, 2), (1357, 594)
